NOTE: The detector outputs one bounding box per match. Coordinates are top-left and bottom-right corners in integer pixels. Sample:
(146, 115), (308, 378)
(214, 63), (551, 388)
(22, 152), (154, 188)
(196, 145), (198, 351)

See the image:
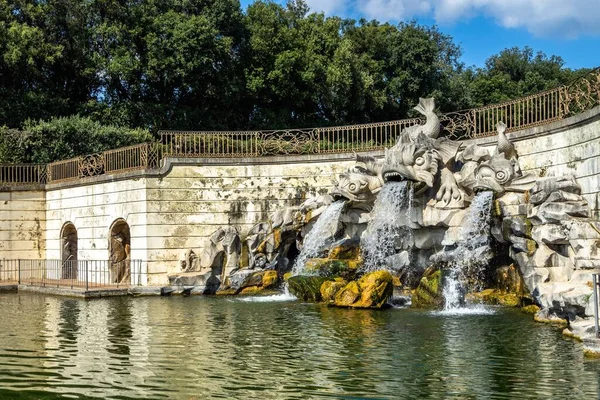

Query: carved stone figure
(198, 226), (241, 283)
(403, 98), (440, 140)
(61, 231), (77, 279)
(109, 232), (131, 284)
(181, 249), (199, 272)
(331, 165), (383, 209)
(469, 123), (536, 196)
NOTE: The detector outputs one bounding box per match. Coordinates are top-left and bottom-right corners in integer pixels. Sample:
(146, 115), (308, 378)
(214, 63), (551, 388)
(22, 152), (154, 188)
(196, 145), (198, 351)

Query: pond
(0, 292), (598, 399)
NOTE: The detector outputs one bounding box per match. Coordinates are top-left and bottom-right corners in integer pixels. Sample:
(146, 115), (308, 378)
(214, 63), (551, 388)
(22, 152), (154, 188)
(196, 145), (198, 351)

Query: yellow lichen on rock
(412, 266), (442, 308)
(320, 278), (347, 302)
(334, 281), (361, 306)
(521, 305), (541, 314)
(262, 270), (278, 288)
(333, 270), (393, 309)
(328, 245), (361, 260)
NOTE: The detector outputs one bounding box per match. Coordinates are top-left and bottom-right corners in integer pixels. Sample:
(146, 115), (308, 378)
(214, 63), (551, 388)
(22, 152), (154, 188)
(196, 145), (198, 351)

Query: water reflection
(0, 293), (598, 399)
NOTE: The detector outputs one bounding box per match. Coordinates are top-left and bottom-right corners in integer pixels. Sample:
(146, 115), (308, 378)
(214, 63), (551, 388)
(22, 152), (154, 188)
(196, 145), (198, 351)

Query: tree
(90, 0), (248, 131)
(0, 116), (152, 163)
(0, 0), (97, 128)
(465, 47), (589, 106)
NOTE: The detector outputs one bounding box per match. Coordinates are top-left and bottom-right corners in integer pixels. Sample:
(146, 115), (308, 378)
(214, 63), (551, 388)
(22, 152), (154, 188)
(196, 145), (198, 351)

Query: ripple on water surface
(0, 293), (598, 399)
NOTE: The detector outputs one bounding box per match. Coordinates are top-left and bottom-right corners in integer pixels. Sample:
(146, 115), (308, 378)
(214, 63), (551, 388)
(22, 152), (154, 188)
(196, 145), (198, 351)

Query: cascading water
(361, 181), (413, 272)
(442, 191), (494, 311)
(292, 200), (345, 276)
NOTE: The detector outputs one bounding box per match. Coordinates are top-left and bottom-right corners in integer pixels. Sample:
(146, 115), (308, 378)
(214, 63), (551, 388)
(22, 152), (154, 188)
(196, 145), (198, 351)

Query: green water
(0, 293), (598, 399)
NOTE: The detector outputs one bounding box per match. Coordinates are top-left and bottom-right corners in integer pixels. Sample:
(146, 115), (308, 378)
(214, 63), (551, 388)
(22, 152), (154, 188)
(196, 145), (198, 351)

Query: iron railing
(0, 259), (144, 289)
(0, 67), (599, 185)
(593, 273), (600, 338)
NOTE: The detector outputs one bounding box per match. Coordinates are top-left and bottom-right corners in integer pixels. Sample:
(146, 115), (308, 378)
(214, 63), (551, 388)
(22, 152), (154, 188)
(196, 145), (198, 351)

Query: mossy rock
(521, 304), (541, 314)
(496, 264), (527, 295)
(239, 286), (263, 295)
(412, 266), (442, 309)
(304, 258), (359, 279)
(283, 272), (293, 281)
(356, 270), (393, 308)
(321, 278), (347, 303)
(239, 286), (280, 296)
(287, 275), (330, 302)
(328, 245), (361, 260)
(468, 289), (521, 307)
(216, 288), (238, 296)
(334, 281), (361, 306)
(333, 270), (393, 309)
(261, 270), (278, 288)
(241, 270), (279, 289)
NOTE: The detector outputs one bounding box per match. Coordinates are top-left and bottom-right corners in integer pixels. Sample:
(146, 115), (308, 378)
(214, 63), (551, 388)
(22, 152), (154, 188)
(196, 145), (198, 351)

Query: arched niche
(61, 222), (78, 279)
(109, 219), (131, 284)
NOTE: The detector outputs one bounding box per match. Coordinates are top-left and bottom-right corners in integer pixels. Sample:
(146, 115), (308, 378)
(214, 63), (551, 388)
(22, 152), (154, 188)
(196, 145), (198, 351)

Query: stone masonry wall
(0, 106), (598, 286)
(0, 189), (46, 260)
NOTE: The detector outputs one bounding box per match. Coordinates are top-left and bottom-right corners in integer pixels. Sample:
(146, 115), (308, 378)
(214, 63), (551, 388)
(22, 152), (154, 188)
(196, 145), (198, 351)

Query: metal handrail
(0, 259), (144, 289)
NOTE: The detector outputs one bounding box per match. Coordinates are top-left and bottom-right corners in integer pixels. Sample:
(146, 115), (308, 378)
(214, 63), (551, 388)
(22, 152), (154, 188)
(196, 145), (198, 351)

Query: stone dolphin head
(472, 122), (536, 196)
(331, 166), (383, 204)
(381, 133), (459, 192)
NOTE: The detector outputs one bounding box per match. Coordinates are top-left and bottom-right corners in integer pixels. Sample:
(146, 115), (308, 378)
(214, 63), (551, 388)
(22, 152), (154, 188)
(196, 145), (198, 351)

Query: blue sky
(240, 0), (600, 70)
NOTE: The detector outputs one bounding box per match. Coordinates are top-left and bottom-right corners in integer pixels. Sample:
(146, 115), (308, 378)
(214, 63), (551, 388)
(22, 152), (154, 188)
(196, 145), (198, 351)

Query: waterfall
(361, 181), (413, 272)
(292, 200), (345, 276)
(442, 191), (494, 311)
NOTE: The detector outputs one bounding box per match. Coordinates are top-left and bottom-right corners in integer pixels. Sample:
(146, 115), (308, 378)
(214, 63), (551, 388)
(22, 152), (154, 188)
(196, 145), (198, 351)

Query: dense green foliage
(0, 0), (591, 163)
(0, 116), (152, 163)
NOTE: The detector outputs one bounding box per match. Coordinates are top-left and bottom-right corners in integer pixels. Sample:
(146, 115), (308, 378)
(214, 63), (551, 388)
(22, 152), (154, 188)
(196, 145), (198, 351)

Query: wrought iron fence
(0, 67), (599, 185)
(0, 259), (144, 289)
(0, 164), (47, 186)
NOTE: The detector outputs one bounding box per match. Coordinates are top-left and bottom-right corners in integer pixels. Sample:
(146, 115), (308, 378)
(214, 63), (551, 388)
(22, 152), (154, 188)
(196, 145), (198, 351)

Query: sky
(240, 0), (600, 70)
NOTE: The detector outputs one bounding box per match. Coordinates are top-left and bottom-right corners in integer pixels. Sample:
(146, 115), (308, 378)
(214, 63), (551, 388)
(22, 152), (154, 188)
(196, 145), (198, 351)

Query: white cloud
(305, 0), (600, 39)
(433, 0), (600, 38)
(304, 0), (348, 15)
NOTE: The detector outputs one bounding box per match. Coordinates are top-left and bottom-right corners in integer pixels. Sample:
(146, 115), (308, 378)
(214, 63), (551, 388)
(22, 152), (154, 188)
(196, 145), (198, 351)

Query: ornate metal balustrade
(0, 67), (599, 186)
(45, 142), (163, 183)
(0, 164), (47, 186)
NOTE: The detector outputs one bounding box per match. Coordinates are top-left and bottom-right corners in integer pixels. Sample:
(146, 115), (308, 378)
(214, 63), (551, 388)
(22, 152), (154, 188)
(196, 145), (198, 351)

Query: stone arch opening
(109, 219), (131, 284)
(61, 222), (78, 279)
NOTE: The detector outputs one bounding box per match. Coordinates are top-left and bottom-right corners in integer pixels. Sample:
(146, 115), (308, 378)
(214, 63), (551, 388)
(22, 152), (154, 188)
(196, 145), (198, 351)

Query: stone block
(441, 227), (462, 246)
(564, 220), (600, 240)
(497, 204), (528, 218)
(569, 239), (600, 260)
(509, 235), (536, 254)
(575, 259), (600, 270)
(412, 228), (445, 249)
(531, 224), (569, 244)
(422, 207), (467, 228)
(498, 192), (527, 206)
(530, 176), (581, 205)
(545, 190), (585, 204)
(512, 250), (550, 292)
(528, 201), (590, 225)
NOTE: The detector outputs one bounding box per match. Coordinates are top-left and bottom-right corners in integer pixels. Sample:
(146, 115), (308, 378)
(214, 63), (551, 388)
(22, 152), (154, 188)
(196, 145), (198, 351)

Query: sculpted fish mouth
(473, 179), (504, 195)
(382, 171), (407, 182)
(331, 190), (355, 202)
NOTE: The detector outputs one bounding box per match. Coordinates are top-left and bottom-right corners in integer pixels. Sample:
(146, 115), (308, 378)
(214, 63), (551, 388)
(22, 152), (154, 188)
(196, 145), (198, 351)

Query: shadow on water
(0, 293), (599, 399)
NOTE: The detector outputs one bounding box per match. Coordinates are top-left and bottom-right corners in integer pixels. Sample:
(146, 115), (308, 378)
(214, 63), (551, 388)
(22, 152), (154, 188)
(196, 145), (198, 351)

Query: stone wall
(0, 106), (599, 285)
(144, 157), (356, 284)
(44, 178), (149, 283)
(0, 188), (46, 260)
